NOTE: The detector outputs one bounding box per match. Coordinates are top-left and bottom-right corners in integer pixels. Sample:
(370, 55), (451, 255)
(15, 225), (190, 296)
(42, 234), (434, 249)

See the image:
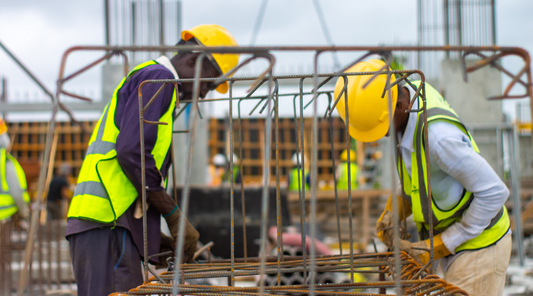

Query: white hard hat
(213, 154), (227, 166)
(229, 153), (239, 165)
(291, 152), (305, 165)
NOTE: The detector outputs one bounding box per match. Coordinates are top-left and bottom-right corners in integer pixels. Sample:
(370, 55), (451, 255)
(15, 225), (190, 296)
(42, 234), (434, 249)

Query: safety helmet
(0, 117), (7, 135)
(181, 24), (240, 94)
(291, 152), (306, 166)
(212, 153), (227, 166)
(334, 59), (398, 143)
(340, 149), (356, 162)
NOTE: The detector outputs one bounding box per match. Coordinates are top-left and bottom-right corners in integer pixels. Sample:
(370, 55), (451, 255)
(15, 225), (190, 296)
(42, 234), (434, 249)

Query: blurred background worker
(0, 118), (30, 222)
(336, 149), (358, 190)
(228, 153), (242, 185)
(335, 59), (511, 296)
(288, 152), (310, 191)
(208, 153), (227, 186)
(46, 162), (72, 220)
(66, 24), (239, 295)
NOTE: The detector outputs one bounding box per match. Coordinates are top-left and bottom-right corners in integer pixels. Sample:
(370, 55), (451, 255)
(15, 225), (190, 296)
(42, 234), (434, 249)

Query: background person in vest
(336, 149), (358, 190)
(0, 118), (30, 222)
(288, 152), (310, 191)
(66, 25), (239, 295)
(228, 153), (242, 184)
(46, 162), (72, 220)
(335, 60), (511, 296)
(208, 153), (227, 186)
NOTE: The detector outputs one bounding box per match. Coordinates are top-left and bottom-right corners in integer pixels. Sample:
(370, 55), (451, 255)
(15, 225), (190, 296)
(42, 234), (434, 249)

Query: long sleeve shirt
(66, 56), (181, 262)
(397, 85), (510, 271)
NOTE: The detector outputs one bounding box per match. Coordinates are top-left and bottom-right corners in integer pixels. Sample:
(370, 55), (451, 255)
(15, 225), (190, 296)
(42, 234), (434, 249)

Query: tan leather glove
(164, 206), (200, 263)
(376, 194), (412, 248)
(397, 234), (451, 265)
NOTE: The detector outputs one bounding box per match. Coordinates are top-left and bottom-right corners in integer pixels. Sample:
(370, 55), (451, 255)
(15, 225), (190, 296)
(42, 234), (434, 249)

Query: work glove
(157, 232), (176, 269)
(148, 190), (200, 263)
(164, 206), (200, 263)
(376, 194), (412, 248)
(397, 233), (451, 265)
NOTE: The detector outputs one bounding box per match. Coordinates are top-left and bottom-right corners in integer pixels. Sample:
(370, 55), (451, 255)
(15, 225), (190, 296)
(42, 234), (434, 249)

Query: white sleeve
(428, 122), (509, 253)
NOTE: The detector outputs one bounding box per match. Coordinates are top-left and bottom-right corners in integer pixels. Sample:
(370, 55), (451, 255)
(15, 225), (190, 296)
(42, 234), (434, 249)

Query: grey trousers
(68, 226), (143, 296)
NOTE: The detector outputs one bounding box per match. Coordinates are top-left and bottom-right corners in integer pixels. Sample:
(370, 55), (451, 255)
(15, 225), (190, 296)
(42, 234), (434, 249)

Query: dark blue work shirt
(67, 62), (180, 263)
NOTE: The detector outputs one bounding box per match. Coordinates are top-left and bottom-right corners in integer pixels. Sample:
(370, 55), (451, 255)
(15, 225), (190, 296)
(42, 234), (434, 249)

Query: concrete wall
(439, 59), (504, 176)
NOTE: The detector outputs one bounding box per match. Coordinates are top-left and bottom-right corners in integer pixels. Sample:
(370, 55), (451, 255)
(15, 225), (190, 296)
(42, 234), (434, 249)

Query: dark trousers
(68, 227), (143, 296)
(47, 201), (62, 220)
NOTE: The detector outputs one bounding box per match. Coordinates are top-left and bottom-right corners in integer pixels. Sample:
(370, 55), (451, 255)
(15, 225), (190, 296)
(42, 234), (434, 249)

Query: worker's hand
(396, 234), (451, 265)
(157, 233), (176, 269)
(376, 194), (412, 248)
(164, 207), (200, 263)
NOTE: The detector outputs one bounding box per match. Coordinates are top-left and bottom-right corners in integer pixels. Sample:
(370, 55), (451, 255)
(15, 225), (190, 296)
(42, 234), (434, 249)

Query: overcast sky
(1, 0), (532, 118)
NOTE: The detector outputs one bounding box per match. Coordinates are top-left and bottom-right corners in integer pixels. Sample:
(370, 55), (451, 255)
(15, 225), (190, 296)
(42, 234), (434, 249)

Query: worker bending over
(288, 152), (310, 191)
(336, 149), (358, 190)
(335, 60), (510, 296)
(0, 118), (30, 221)
(66, 24), (239, 295)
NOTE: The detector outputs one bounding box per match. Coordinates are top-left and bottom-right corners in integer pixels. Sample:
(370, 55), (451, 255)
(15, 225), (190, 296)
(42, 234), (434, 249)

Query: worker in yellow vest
(66, 25), (239, 295)
(336, 149), (358, 190)
(0, 118), (30, 222)
(208, 154), (227, 186)
(335, 60), (510, 295)
(288, 152), (310, 191)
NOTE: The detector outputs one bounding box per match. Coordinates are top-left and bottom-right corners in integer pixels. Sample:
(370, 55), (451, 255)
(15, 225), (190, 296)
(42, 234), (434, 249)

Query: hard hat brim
(216, 82), (229, 94)
(348, 118), (390, 143)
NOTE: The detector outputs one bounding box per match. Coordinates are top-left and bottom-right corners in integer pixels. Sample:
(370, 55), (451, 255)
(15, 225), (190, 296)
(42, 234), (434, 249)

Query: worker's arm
(428, 121), (509, 254)
(5, 159), (29, 219)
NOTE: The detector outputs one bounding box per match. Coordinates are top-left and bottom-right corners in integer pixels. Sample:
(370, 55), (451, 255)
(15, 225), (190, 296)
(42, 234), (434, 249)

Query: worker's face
(386, 86), (410, 137)
(179, 53), (221, 100)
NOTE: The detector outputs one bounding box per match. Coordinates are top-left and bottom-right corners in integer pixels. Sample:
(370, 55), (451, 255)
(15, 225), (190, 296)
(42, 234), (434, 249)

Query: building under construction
(1, 1), (533, 295)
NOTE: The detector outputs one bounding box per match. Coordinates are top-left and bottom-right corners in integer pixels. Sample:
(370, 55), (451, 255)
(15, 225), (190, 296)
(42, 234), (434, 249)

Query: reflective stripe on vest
(68, 60), (177, 223)
(289, 167), (309, 191)
(399, 81), (510, 253)
(337, 162), (358, 190)
(0, 148), (30, 220)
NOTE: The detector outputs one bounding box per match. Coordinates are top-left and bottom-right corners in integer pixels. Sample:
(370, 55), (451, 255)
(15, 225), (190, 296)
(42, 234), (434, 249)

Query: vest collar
(397, 84), (418, 153)
(155, 55), (183, 99)
(155, 55), (179, 79)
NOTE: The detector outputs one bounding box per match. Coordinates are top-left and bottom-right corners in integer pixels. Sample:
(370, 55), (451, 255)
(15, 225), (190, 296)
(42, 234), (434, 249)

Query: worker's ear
(186, 53), (200, 68)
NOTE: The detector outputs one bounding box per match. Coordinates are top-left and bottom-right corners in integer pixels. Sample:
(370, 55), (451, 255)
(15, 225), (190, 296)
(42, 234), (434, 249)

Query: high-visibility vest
(0, 148), (30, 220)
(228, 165), (240, 184)
(398, 81), (510, 253)
(68, 60), (176, 223)
(289, 167), (309, 191)
(337, 162), (358, 190)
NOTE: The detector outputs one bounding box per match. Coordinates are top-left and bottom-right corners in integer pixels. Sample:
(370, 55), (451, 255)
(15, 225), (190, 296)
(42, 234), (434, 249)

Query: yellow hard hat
(340, 149), (356, 162)
(334, 59), (398, 142)
(0, 118), (7, 135)
(181, 24), (240, 94)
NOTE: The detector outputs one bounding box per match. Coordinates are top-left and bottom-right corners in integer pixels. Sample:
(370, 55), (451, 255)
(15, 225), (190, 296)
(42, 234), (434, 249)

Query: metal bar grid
(14, 44), (533, 295)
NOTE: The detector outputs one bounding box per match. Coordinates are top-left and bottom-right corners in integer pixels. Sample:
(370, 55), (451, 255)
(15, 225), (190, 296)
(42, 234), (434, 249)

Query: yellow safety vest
(68, 60), (176, 223)
(398, 81), (510, 253)
(289, 167), (310, 191)
(0, 148), (30, 220)
(337, 162), (358, 190)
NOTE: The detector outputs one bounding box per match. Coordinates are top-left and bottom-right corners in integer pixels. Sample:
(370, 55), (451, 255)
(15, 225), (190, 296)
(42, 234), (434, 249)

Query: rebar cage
(12, 45), (533, 296)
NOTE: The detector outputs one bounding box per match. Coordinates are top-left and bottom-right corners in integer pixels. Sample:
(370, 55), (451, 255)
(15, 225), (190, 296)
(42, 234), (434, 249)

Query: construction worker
(288, 152), (310, 191)
(0, 118), (30, 221)
(228, 153), (242, 184)
(66, 24), (239, 295)
(336, 149), (358, 190)
(46, 162), (72, 220)
(208, 153), (227, 186)
(335, 59), (511, 296)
